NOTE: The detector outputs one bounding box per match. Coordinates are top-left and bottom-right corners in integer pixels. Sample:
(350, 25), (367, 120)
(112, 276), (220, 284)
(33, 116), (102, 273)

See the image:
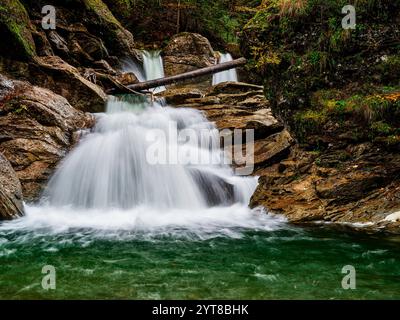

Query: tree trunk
(176, 0), (181, 34)
(109, 58), (247, 94)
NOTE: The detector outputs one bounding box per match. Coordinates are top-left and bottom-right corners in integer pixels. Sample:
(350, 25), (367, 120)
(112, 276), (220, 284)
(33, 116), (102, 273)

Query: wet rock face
(189, 168), (235, 206)
(0, 74), (95, 202)
(161, 81), (291, 174)
(250, 145), (400, 229)
(163, 33), (217, 77)
(0, 0), (140, 113)
(31, 56), (108, 113)
(0, 152), (24, 220)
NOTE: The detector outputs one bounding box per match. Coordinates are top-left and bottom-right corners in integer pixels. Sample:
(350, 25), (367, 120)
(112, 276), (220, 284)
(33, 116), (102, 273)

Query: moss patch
(0, 0), (36, 60)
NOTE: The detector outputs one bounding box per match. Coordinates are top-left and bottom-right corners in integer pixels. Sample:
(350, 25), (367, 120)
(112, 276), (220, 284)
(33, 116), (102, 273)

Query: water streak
(212, 53), (238, 85)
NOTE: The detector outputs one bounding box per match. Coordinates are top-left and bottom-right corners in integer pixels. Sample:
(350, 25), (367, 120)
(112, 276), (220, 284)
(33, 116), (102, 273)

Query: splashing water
(212, 53), (238, 85)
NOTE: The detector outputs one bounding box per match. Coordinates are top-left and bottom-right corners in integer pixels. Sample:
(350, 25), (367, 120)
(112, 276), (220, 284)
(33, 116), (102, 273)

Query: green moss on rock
(241, 0), (400, 148)
(0, 0), (36, 60)
(77, 0), (137, 58)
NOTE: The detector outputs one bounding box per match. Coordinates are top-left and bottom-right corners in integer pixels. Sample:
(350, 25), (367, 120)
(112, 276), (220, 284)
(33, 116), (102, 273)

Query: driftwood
(109, 58), (247, 94)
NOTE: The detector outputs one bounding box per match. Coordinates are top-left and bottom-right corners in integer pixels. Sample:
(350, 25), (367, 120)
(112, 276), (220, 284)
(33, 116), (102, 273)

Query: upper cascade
(212, 53), (238, 85)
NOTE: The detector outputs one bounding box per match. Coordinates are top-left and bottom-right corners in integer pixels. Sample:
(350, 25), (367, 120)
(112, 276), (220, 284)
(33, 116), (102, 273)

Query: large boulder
(0, 152), (24, 220)
(12, 0), (139, 61)
(0, 55), (108, 113)
(77, 0), (139, 60)
(0, 74), (95, 201)
(163, 33), (217, 76)
(30, 56), (107, 112)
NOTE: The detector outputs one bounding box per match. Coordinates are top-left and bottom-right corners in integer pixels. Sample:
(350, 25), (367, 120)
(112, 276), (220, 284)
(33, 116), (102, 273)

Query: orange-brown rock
(0, 152), (24, 220)
(0, 74), (95, 202)
(163, 33), (217, 77)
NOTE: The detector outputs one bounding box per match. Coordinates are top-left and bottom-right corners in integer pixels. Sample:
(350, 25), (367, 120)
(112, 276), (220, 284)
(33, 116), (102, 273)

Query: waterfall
(0, 53), (283, 237)
(44, 96), (256, 210)
(212, 53), (238, 85)
(122, 50), (166, 93)
(5, 94), (265, 237)
(142, 51), (165, 81)
(121, 59), (145, 83)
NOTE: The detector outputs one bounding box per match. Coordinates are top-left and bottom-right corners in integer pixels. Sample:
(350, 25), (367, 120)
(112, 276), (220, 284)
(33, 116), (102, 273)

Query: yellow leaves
(257, 51), (281, 67)
(250, 45), (281, 72)
(324, 100), (337, 111)
(278, 0), (308, 17)
(382, 92), (400, 102)
(233, 6), (258, 14)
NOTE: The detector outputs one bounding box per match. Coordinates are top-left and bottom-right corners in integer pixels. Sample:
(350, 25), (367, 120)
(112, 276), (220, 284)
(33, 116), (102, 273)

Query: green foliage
(293, 86), (400, 143)
(375, 55), (400, 85)
(294, 109), (328, 140)
(241, 0), (399, 148)
(104, 0), (261, 46)
(13, 103), (28, 114)
(370, 121), (392, 136)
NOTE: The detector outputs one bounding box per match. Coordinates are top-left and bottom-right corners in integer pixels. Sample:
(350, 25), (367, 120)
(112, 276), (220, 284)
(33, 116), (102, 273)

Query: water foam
(0, 204), (285, 241)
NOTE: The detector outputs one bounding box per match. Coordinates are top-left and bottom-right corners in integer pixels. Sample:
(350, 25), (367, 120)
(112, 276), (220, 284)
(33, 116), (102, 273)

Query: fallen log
(108, 57), (247, 94)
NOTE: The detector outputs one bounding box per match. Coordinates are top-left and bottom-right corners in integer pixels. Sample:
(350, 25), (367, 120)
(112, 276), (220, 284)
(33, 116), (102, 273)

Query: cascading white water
(122, 50), (166, 93)
(1, 56), (285, 238)
(44, 96), (256, 210)
(142, 51), (165, 81)
(122, 59), (145, 82)
(212, 53), (238, 85)
(1, 95), (285, 238)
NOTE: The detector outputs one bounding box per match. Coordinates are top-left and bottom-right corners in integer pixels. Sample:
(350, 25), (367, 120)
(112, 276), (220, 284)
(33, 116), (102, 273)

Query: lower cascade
(6, 96), (283, 237)
(45, 97), (256, 210)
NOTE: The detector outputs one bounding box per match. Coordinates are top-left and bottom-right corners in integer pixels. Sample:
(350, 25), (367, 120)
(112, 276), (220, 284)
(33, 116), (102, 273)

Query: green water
(1, 223), (399, 299)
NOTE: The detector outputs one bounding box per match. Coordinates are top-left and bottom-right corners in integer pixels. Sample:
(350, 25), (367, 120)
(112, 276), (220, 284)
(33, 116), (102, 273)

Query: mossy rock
(0, 0), (36, 60)
(77, 0), (138, 58)
(102, 0), (133, 22)
(241, 0), (400, 145)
